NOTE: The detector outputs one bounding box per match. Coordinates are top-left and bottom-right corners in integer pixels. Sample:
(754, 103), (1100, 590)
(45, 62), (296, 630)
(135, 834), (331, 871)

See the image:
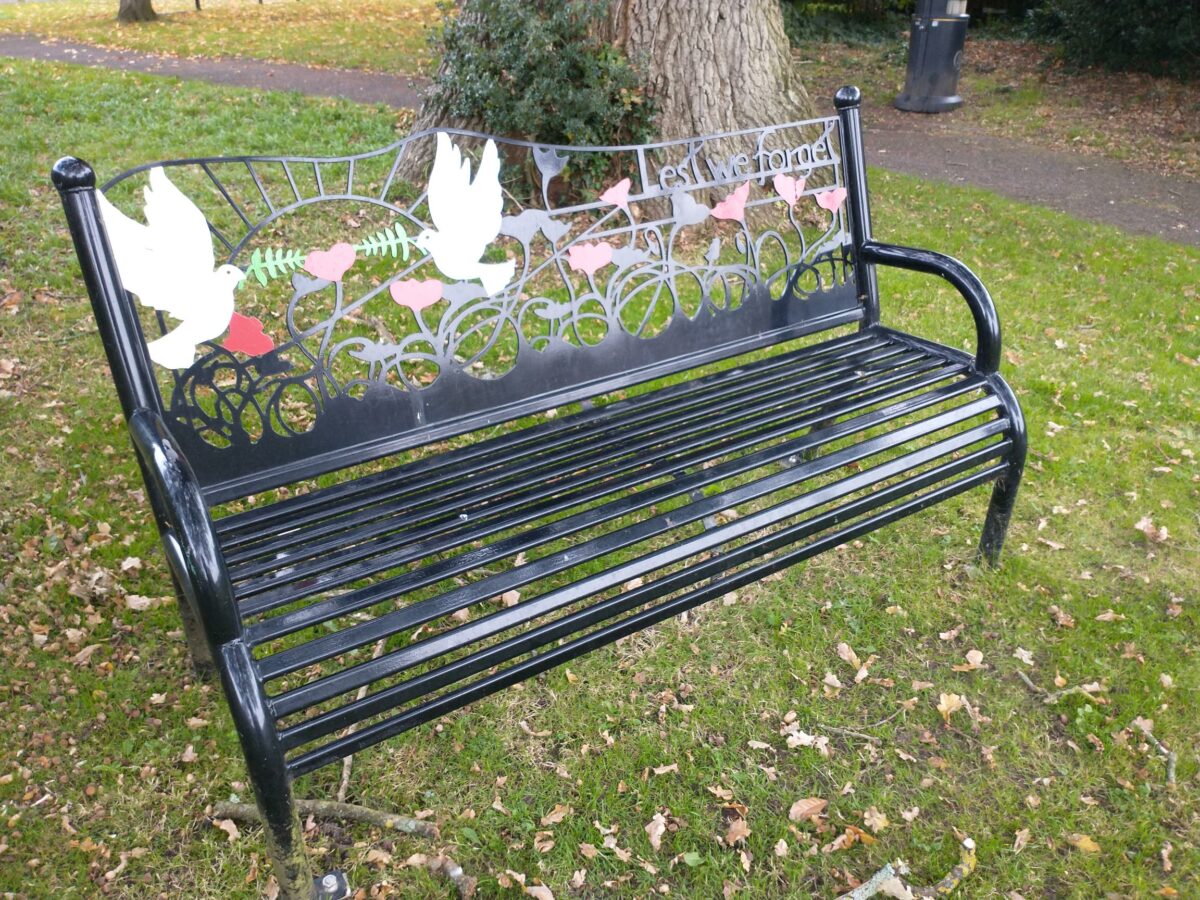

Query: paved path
(866, 121), (1200, 246)
(3, 32), (1197, 246)
(0, 33), (428, 108)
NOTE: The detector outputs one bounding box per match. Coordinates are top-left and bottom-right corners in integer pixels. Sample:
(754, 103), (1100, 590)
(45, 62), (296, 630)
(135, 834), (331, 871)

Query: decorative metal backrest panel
(100, 116), (861, 500)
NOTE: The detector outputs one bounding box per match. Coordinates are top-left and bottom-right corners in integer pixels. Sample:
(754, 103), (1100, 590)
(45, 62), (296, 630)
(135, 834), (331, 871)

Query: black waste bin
(894, 0), (969, 113)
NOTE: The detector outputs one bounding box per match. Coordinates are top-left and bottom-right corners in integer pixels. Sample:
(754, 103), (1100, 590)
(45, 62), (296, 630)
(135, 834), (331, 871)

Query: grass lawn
(1, 57), (1198, 897)
(0, 0), (440, 74)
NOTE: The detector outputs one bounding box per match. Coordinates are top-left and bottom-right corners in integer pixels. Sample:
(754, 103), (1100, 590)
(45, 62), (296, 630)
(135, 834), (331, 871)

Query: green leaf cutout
(240, 246), (306, 288)
(354, 223), (413, 261)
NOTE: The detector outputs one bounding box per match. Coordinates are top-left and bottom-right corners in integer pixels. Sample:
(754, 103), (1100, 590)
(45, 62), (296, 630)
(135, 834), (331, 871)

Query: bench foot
(315, 871), (351, 900)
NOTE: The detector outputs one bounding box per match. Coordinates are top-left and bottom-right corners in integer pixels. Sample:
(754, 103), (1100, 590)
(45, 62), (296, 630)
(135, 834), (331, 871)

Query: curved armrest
(860, 240), (1001, 374)
(129, 408), (242, 648)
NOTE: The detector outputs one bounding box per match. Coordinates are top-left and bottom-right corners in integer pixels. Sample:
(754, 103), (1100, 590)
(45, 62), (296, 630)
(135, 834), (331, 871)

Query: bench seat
(215, 326), (1015, 777)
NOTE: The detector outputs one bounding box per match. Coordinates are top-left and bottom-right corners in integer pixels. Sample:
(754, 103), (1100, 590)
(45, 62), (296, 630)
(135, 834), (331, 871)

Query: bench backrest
(60, 95), (875, 504)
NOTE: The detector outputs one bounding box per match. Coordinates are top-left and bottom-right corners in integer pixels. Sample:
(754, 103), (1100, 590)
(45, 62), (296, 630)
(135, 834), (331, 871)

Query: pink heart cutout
(599, 177), (631, 211)
(389, 278), (444, 311)
(773, 173), (807, 208)
(304, 242), (357, 281)
(815, 188), (848, 213)
(711, 181), (750, 223)
(222, 312), (275, 357)
(567, 241), (614, 278)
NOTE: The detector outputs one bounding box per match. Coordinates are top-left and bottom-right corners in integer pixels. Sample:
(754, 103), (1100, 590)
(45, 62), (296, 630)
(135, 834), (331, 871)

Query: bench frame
(53, 87), (1025, 898)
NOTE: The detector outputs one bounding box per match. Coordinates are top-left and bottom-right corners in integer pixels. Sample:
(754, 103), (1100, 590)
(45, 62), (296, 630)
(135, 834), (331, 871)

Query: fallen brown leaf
(724, 816), (751, 846)
(1067, 833), (1100, 853)
(539, 804), (571, 826)
(213, 818), (240, 843)
(862, 806), (888, 833)
(645, 812), (667, 852)
(787, 797), (827, 822)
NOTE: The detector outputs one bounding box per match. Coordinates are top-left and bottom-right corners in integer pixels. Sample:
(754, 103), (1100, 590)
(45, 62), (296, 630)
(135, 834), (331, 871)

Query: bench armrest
(128, 408), (242, 649)
(859, 240), (1001, 374)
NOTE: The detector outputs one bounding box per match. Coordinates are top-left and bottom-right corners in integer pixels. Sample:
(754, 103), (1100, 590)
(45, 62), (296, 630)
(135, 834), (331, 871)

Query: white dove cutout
(97, 167), (243, 369)
(415, 133), (516, 295)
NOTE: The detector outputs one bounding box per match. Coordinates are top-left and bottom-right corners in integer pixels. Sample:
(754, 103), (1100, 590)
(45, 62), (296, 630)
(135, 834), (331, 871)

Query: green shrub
(1032, 0), (1198, 79)
(781, 1), (908, 47)
(428, 0), (656, 192)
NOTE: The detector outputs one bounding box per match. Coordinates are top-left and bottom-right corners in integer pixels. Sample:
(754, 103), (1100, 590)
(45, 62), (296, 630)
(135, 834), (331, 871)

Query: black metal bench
(53, 86), (1025, 898)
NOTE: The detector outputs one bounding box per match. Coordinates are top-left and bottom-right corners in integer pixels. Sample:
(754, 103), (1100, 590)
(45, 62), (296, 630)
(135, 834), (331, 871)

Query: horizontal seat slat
(245, 362), (971, 648)
(238, 356), (961, 621)
(284, 460), (1008, 774)
(261, 388), (1001, 695)
(244, 361), (969, 644)
(226, 342), (921, 580)
(275, 429), (1010, 743)
(232, 350), (939, 600)
(216, 330), (889, 547)
(248, 366), (989, 650)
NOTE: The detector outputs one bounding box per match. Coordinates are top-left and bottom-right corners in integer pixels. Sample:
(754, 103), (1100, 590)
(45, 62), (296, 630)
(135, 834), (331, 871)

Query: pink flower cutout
(711, 182), (751, 223)
(222, 312), (275, 356)
(773, 173), (807, 208)
(389, 278), (444, 312)
(815, 188), (848, 213)
(304, 242), (357, 281)
(599, 177), (632, 212)
(567, 241), (614, 278)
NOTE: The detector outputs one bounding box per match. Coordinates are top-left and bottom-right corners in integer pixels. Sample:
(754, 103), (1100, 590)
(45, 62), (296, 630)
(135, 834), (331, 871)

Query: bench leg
(978, 468), (1022, 567)
(170, 572), (217, 678)
(219, 642), (317, 899)
(978, 378), (1027, 567)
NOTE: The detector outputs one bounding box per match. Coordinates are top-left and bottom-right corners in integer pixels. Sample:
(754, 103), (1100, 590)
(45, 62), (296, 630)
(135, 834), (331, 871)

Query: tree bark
(604, 0), (814, 140)
(394, 1), (483, 183)
(397, 0), (811, 183)
(117, 0), (157, 23)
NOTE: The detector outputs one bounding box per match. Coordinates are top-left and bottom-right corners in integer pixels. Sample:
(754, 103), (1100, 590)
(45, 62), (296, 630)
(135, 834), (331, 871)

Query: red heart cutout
(304, 242), (357, 281)
(223, 312), (275, 356)
(390, 278), (444, 311)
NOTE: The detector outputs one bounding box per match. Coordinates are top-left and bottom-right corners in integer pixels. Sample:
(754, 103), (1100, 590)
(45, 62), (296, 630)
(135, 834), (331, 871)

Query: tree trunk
(117, 0), (157, 23)
(604, 0), (814, 140)
(397, 0), (811, 182)
(394, 1), (483, 183)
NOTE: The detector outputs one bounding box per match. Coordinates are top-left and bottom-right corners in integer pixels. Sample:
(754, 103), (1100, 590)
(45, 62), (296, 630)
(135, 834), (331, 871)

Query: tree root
(213, 799), (439, 839)
(1018, 674), (1177, 788)
(402, 852), (478, 899)
(1016, 671), (1106, 704)
(336, 638), (387, 804)
(1134, 721), (1179, 787)
(841, 838), (976, 899)
(823, 725), (884, 745)
(840, 859), (912, 899)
